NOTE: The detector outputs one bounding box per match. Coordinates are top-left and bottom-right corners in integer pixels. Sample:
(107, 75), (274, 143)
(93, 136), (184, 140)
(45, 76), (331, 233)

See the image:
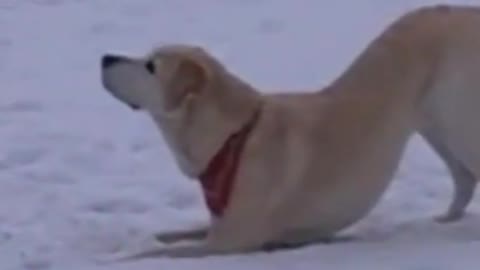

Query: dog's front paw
(435, 211), (465, 223)
(154, 229), (208, 244)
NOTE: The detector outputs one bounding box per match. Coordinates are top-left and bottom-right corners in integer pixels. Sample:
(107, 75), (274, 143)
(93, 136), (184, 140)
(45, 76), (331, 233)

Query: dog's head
(101, 45), (216, 113)
(101, 44), (261, 178)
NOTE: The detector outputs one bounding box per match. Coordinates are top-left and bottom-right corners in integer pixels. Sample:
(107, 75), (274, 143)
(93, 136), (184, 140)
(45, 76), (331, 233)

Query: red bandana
(198, 109), (260, 217)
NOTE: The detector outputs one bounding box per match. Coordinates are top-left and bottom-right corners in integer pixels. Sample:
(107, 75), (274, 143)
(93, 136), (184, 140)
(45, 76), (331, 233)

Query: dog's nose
(101, 54), (123, 69)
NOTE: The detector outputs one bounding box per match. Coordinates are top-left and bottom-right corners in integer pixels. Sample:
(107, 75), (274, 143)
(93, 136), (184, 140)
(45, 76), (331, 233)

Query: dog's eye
(145, 60), (156, 74)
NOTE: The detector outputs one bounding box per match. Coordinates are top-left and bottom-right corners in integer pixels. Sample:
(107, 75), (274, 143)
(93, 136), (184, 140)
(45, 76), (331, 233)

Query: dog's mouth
(127, 103), (141, 110)
(113, 97), (141, 110)
(102, 78), (142, 111)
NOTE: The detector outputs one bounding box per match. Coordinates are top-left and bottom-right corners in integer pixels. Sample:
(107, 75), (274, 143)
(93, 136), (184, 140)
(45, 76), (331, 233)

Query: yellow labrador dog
(100, 5), (479, 260)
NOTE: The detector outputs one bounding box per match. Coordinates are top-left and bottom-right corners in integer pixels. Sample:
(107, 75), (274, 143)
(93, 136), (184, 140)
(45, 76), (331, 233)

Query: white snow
(1, 0), (480, 269)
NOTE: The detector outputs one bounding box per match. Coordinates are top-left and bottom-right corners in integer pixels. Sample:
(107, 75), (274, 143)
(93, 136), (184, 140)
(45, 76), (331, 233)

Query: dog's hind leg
(420, 129), (478, 222)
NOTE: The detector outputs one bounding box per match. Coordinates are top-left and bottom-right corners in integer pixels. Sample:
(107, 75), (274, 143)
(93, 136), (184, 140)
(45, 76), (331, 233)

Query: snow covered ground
(1, 0), (480, 269)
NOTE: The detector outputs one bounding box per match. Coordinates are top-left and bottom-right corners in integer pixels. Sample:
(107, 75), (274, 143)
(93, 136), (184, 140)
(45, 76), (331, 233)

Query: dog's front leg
(103, 241), (218, 262)
(99, 239), (259, 264)
(155, 227), (208, 244)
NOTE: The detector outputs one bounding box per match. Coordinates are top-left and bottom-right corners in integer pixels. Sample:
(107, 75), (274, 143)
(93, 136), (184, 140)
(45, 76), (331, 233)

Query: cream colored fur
(100, 5), (479, 260)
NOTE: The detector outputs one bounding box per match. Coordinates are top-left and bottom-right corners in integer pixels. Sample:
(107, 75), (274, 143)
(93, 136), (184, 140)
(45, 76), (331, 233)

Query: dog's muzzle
(100, 54), (141, 110)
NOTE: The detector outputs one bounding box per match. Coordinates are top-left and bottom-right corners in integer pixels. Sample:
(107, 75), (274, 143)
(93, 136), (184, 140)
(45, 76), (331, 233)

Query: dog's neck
(198, 103), (262, 217)
(150, 71), (262, 177)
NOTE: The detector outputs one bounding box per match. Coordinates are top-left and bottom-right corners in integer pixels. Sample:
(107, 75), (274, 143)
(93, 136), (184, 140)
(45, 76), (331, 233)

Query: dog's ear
(163, 55), (208, 110)
(173, 56), (208, 95)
